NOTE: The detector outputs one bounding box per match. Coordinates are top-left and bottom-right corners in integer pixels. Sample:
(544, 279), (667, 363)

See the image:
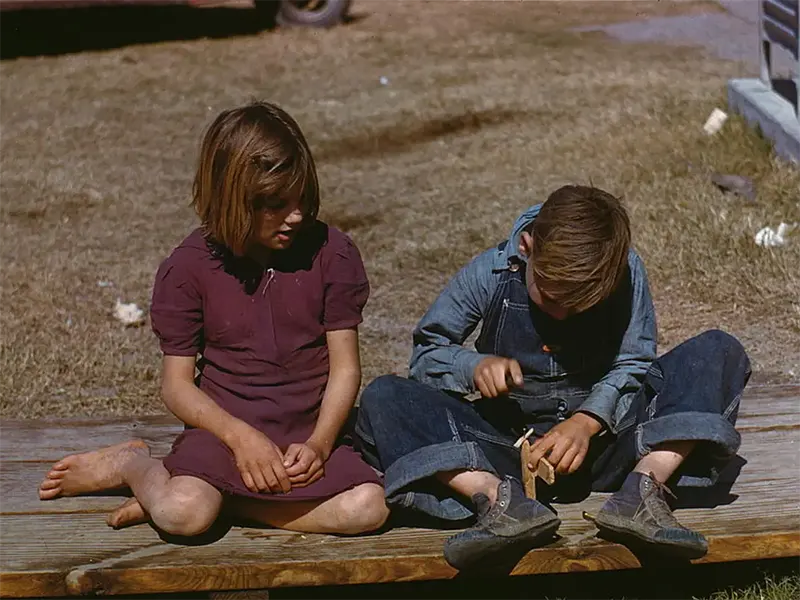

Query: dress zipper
(262, 268), (275, 297)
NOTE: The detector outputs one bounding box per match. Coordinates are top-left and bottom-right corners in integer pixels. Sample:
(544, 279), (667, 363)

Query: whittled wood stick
(520, 439), (555, 499)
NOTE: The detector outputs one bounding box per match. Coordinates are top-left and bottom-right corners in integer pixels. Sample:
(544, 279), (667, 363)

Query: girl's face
(251, 185), (305, 252)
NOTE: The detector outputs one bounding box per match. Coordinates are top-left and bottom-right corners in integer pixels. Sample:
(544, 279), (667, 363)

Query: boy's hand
(527, 413), (603, 475)
(229, 426), (292, 494)
(473, 356), (524, 398)
(283, 441), (326, 487)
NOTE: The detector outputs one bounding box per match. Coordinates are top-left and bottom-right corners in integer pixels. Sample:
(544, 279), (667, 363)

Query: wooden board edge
(0, 571), (66, 598)
(0, 417), (181, 430)
(48, 531), (800, 596)
(7, 542), (621, 597)
(70, 554), (454, 596)
(0, 507), (121, 517)
(697, 531), (800, 564)
(2, 531), (797, 597)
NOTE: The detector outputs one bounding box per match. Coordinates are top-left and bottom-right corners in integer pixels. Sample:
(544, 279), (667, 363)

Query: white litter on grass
(114, 299), (145, 326)
(754, 222), (796, 247)
(97, 280), (114, 288)
(703, 108), (728, 135)
(379, 76), (390, 86)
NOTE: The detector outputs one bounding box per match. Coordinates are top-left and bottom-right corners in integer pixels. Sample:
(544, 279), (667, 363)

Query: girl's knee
(152, 481), (222, 537)
(339, 483), (389, 534)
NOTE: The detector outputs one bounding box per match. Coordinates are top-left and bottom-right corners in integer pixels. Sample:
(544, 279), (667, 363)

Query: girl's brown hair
(192, 101), (320, 256)
(529, 185), (631, 313)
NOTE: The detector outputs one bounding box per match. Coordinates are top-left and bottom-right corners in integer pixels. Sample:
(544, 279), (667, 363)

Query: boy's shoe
(443, 476), (561, 570)
(594, 471), (708, 559)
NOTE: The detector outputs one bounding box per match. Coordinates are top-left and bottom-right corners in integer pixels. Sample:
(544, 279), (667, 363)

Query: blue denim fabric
(590, 329), (751, 491)
(356, 330), (750, 522)
(409, 204), (657, 432)
(355, 374), (514, 521)
(470, 257), (654, 436)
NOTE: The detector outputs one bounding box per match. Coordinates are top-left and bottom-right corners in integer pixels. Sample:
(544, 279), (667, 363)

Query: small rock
(710, 173), (757, 203)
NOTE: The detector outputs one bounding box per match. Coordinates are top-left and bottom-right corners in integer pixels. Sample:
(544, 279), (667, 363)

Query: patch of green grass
(702, 574), (800, 600)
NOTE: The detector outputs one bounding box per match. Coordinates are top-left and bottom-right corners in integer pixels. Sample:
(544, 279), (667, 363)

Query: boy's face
(519, 231), (573, 320)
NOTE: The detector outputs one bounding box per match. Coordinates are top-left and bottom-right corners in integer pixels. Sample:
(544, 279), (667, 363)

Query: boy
(355, 185), (750, 569)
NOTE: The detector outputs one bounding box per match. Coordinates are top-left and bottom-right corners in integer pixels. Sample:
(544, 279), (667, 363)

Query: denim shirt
(409, 205), (658, 433)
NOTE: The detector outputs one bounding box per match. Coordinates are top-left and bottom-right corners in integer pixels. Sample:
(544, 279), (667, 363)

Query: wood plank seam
(64, 542), (174, 596)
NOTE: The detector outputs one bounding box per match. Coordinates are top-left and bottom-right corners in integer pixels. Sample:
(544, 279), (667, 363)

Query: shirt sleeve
(322, 232), (370, 331)
(150, 256), (204, 356)
(409, 247), (502, 394)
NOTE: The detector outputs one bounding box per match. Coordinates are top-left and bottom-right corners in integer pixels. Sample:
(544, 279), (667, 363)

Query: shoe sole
(594, 517), (708, 560)
(444, 516), (562, 570)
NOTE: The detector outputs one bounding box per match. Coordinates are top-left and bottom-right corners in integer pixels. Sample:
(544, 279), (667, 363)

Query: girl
(38, 101), (389, 537)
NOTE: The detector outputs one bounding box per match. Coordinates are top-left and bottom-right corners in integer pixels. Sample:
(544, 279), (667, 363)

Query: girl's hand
(229, 426), (292, 494)
(282, 441), (326, 487)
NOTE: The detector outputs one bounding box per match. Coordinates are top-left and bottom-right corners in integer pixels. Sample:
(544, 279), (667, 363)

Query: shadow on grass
(0, 4), (278, 59)
(314, 108), (536, 163)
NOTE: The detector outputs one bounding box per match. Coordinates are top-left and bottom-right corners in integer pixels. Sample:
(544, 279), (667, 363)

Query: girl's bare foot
(107, 497), (149, 529)
(38, 440), (150, 500)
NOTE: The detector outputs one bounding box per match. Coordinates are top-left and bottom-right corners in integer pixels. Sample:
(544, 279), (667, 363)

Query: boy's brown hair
(528, 185), (631, 313)
(192, 101), (319, 256)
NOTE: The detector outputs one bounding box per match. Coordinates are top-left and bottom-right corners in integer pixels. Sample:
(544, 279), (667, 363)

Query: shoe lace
(642, 471), (680, 526)
(644, 472), (677, 502)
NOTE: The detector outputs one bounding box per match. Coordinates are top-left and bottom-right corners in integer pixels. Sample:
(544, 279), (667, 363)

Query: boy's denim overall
(355, 263), (751, 523)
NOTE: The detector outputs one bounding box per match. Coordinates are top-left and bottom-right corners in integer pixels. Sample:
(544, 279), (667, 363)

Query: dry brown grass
(1, 0), (798, 419)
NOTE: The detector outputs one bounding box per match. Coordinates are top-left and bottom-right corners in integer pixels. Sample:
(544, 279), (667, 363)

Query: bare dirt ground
(1, 3), (799, 599)
(1, 0), (798, 423)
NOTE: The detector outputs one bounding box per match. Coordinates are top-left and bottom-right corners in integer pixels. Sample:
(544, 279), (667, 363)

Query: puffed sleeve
(322, 231), (370, 331)
(150, 255), (204, 356)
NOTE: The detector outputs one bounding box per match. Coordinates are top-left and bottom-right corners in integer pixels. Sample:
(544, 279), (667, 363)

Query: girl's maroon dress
(150, 221), (381, 501)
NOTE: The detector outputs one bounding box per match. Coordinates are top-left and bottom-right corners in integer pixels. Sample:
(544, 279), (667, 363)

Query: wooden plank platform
(1, 384), (799, 598)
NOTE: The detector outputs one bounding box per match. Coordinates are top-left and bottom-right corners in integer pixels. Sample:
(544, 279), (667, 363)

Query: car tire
(275, 0), (351, 28)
